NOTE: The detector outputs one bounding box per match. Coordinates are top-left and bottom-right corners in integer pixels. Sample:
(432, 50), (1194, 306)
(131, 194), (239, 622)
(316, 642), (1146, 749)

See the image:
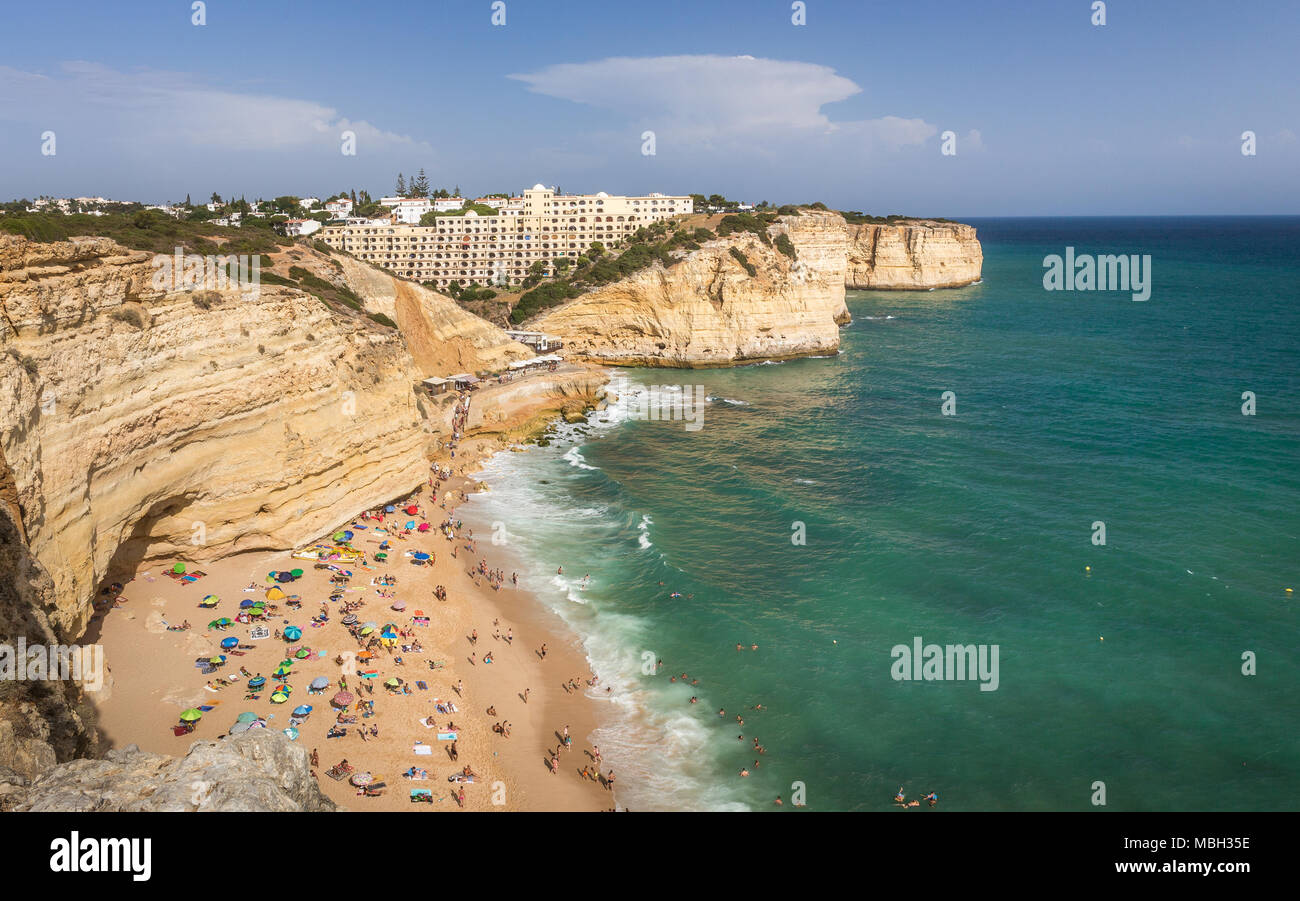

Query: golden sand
(87, 446), (612, 812)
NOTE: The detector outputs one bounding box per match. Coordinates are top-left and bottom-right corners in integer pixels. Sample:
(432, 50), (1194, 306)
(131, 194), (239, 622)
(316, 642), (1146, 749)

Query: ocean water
(464, 217), (1300, 811)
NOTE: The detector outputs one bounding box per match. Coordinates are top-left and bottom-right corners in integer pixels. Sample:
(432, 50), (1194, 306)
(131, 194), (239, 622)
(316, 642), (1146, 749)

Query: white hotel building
(319, 185), (692, 289)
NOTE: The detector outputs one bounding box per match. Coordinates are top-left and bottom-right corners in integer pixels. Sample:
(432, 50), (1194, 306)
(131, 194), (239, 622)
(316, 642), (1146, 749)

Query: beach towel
(413, 744), (432, 755)
(418, 717), (436, 729)
(415, 681), (428, 690)
(437, 732), (458, 741)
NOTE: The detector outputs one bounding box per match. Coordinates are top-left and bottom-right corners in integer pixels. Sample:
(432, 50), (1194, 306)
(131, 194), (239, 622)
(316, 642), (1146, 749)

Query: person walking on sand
(455, 679), (463, 696)
(539, 643), (547, 660)
(523, 688), (530, 703)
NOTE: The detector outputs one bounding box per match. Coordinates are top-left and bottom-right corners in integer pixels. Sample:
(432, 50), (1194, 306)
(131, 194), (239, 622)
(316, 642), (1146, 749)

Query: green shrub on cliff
(715, 213), (771, 246)
(774, 233), (798, 261)
(729, 247), (758, 277)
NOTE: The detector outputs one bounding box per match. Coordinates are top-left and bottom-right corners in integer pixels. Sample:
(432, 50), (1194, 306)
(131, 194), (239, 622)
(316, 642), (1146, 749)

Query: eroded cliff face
(0, 235), (435, 639)
(531, 217), (850, 368)
(527, 211), (980, 367)
(333, 255), (532, 376)
(844, 220), (982, 290)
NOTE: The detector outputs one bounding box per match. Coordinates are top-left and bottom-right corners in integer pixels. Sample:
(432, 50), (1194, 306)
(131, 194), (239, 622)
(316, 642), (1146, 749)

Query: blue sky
(1, 0), (1296, 215)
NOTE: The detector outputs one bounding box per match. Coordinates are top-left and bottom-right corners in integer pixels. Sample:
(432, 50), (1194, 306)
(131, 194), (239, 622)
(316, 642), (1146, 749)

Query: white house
(379, 196), (433, 224)
(433, 197), (465, 212)
(283, 219), (322, 237)
(324, 198), (354, 219)
(300, 197), (319, 209)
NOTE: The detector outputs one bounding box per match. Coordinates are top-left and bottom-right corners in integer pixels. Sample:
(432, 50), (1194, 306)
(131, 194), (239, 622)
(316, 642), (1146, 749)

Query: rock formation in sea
(844, 220), (983, 290)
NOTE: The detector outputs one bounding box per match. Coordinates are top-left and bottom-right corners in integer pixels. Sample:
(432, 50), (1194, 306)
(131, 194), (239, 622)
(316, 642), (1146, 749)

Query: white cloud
(509, 54), (935, 150)
(0, 62), (429, 154)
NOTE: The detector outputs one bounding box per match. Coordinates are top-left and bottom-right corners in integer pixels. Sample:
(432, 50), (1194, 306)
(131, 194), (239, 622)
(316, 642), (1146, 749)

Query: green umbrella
(290, 568), (304, 578)
(236, 711), (259, 723)
(384, 677), (400, 687)
(294, 649), (309, 659)
(179, 708), (202, 722)
(173, 562), (186, 574)
(332, 531), (346, 541)
(270, 691), (289, 704)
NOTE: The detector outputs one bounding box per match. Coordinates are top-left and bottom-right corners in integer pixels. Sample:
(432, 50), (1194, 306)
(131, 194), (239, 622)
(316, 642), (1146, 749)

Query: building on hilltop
(318, 184), (691, 289)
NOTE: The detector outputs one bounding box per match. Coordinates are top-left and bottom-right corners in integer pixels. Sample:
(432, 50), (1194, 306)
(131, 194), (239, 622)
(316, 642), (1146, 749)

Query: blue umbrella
(413, 552), (430, 561)
(240, 599), (256, 608)
(284, 626), (303, 641)
(248, 676), (266, 689)
(310, 676), (329, 689)
(343, 530), (354, 540)
(220, 637), (238, 649)
(384, 505), (395, 513)
(405, 520), (416, 529)
(292, 704), (312, 716)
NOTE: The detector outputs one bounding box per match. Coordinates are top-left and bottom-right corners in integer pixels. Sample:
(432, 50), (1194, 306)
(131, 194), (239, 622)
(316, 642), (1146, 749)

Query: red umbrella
(331, 691), (354, 707)
(405, 505), (419, 515)
(417, 523), (430, 532)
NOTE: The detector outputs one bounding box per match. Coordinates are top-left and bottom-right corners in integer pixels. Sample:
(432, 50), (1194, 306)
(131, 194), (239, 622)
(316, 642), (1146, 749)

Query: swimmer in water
(894, 787), (906, 804)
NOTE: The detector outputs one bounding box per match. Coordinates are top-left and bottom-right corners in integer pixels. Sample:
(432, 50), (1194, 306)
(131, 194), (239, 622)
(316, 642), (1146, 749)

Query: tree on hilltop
(396, 173), (406, 196)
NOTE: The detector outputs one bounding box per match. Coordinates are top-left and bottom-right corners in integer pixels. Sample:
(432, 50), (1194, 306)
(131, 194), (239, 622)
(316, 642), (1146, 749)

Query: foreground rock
(2, 729), (336, 812)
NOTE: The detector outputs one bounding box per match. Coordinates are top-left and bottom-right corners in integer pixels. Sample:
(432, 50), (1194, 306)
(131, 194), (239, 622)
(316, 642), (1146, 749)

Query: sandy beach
(87, 440), (614, 812)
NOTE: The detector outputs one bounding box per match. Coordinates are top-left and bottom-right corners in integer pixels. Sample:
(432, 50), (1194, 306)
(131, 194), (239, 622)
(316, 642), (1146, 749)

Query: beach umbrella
(220, 637), (238, 649)
(392, 600), (406, 611)
(290, 568), (304, 578)
(310, 676), (330, 690)
(199, 595), (219, 608)
(375, 552), (388, 560)
(276, 571), (294, 583)
(362, 622), (377, 630)
(209, 655), (226, 665)
(283, 626), (302, 641)
(342, 614), (358, 625)
(359, 626), (374, 636)
(405, 505), (419, 515)
(248, 676), (266, 689)
(292, 704), (312, 716)
(239, 599), (255, 609)
(274, 665), (292, 678)
(266, 586), (286, 601)
(270, 691), (289, 704)
(283, 727), (299, 741)
(331, 691), (354, 707)
(229, 721), (251, 735)
(173, 562), (187, 574)
(384, 677), (400, 688)
(342, 532), (353, 541)
(413, 552), (430, 561)
(179, 708), (202, 722)
(357, 651), (373, 661)
(405, 520), (416, 530)
(332, 531), (347, 541)
(236, 711), (259, 723)
(384, 505), (395, 513)
(294, 648), (310, 659)
(417, 523), (430, 532)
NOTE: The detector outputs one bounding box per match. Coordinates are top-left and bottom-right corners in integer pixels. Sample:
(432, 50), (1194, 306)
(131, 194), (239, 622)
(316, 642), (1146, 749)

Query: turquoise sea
(463, 217), (1300, 811)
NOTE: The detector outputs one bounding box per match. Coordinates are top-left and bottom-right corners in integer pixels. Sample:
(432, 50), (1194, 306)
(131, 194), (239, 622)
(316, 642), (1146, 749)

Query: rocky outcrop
(333, 255), (532, 376)
(531, 218), (850, 368)
(844, 220), (982, 289)
(1, 729), (336, 812)
(528, 211), (980, 367)
(0, 234), (437, 638)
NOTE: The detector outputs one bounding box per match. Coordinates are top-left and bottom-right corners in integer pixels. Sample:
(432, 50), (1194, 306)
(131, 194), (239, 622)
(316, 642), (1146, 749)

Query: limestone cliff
(0, 234), (436, 639)
(527, 210), (980, 367)
(844, 220), (982, 290)
(332, 254), (532, 376)
(531, 216), (850, 368)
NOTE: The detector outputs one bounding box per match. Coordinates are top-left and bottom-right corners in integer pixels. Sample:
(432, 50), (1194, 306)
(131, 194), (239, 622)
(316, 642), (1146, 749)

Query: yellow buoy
(1099, 637), (1104, 641)
(1085, 566), (1091, 572)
